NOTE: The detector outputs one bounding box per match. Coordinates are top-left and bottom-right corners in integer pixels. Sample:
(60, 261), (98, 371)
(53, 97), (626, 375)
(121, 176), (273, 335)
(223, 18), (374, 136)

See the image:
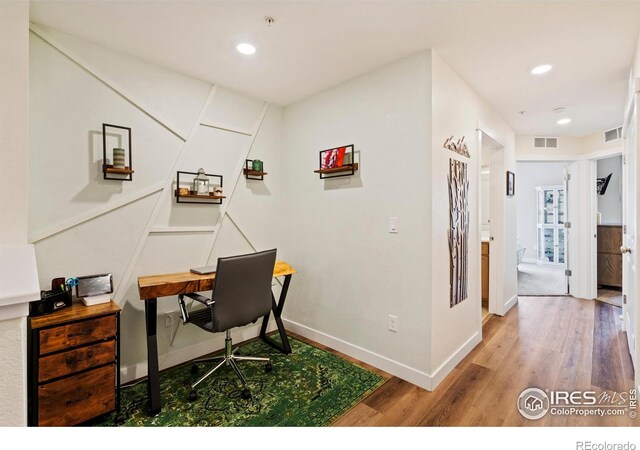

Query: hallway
(333, 296), (636, 426)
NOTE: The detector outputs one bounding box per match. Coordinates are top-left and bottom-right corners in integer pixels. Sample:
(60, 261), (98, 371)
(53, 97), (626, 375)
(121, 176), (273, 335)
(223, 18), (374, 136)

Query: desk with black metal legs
(137, 261), (296, 415)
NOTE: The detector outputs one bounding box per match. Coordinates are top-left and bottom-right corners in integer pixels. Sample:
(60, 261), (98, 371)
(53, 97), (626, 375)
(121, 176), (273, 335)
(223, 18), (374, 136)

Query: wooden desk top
(137, 260), (296, 300)
(29, 301), (121, 329)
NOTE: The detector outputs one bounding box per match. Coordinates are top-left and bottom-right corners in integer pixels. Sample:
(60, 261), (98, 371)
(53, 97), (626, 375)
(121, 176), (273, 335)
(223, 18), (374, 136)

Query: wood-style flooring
(312, 296), (636, 426)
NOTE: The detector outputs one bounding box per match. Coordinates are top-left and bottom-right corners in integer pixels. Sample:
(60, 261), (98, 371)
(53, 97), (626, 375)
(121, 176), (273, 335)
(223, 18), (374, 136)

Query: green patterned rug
(91, 335), (385, 427)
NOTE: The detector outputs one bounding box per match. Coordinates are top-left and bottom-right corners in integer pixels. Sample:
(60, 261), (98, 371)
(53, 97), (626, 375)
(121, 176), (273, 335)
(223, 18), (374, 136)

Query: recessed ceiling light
(557, 118), (571, 125)
(531, 64), (553, 75)
(236, 43), (256, 55)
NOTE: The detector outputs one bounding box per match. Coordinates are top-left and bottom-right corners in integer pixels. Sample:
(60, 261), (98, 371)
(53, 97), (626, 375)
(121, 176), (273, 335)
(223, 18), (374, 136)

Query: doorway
(478, 131), (503, 321)
(594, 155), (624, 307)
(515, 161), (570, 296)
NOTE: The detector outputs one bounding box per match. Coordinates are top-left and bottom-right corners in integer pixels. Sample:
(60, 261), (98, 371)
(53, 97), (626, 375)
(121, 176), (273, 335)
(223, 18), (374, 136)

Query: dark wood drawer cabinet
(597, 225), (623, 288)
(28, 302), (121, 426)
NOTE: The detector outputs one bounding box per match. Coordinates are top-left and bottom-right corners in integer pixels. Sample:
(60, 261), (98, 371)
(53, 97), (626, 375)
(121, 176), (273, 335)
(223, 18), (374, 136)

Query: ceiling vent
(533, 137), (558, 149)
(604, 127), (622, 143)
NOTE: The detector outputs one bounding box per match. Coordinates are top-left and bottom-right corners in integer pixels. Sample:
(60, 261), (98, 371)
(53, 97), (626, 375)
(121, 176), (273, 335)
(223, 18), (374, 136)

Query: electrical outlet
(388, 314), (398, 332)
(165, 312), (175, 328)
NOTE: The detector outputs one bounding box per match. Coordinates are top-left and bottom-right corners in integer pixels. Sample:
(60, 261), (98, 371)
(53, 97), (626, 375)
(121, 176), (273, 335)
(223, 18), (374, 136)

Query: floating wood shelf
(314, 163), (358, 175)
(175, 170), (224, 204)
(243, 169), (268, 177)
(244, 159), (267, 180)
(175, 190), (225, 200)
(103, 165), (135, 175)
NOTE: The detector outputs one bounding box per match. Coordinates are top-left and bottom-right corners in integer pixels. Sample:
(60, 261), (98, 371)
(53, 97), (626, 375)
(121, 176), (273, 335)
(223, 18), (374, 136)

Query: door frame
(477, 129), (505, 317)
(622, 81), (640, 390)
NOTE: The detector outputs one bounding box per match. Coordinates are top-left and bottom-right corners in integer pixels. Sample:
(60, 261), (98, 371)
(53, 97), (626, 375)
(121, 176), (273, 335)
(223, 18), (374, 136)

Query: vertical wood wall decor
(448, 158), (470, 307)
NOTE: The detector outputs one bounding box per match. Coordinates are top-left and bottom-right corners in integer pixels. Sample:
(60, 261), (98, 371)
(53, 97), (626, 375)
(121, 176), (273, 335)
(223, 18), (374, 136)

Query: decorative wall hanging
(596, 173), (612, 195)
(175, 170), (224, 204)
(448, 158), (469, 307)
(102, 123), (134, 181)
(506, 171), (516, 196)
(244, 159), (268, 180)
(314, 144), (358, 179)
(443, 136), (470, 158)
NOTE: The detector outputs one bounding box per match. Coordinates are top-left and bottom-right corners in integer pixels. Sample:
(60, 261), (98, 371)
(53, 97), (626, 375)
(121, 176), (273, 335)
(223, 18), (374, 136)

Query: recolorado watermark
(517, 387), (637, 420)
(576, 442), (636, 450)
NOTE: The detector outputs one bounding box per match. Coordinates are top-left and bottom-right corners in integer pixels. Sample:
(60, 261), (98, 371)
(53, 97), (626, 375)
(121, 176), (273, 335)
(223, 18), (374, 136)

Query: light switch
(389, 217), (398, 233)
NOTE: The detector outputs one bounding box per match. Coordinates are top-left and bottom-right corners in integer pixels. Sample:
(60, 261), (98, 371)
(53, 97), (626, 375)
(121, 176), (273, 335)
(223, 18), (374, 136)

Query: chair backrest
(211, 249), (277, 332)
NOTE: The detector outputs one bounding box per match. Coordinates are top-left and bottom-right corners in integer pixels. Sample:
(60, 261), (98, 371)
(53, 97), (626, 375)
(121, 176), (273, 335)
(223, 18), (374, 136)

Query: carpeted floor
(597, 288), (623, 308)
(517, 262), (567, 296)
(90, 335), (386, 427)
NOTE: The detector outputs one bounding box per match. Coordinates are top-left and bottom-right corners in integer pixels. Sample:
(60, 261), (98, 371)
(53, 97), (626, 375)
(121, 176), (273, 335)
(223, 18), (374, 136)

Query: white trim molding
(119, 321), (277, 384)
(504, 294), (518, 315)
(429, 331), (482, 389)
(283, 318), (433, 390)
(29, 23), (192, 142)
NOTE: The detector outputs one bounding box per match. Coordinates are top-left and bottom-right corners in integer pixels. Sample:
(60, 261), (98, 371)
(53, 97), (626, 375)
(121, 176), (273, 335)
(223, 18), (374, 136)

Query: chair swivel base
(188, 330), (272, 402)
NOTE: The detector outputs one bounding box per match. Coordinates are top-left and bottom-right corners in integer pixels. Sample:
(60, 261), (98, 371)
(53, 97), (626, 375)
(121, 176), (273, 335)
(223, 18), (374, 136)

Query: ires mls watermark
(517, 387), (637, 420)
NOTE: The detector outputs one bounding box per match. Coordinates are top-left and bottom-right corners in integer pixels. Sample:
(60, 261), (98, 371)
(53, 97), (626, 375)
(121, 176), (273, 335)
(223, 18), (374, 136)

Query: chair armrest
(184, 292), (214, 306)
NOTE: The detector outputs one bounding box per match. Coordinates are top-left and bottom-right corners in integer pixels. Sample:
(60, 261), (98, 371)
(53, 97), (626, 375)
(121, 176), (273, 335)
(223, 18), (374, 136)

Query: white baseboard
(504, 295), (518, 314)
(429, 331), (482, 389)
(284, 318), (436, 390)
(119, 322), (276, 384)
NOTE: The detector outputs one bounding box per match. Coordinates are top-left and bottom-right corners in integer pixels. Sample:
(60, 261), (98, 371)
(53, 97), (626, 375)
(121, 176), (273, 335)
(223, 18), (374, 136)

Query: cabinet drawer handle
(65, 351), (93, 365)
(66, 393), (92, 405)
(67, 328), (94, 338)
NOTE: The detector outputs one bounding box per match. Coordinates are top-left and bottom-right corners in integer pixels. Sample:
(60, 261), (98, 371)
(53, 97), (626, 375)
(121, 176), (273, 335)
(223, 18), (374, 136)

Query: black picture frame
(506, 171), (515, 196)
(175, 170), (224, 204)
(102, 123), (133, 181)
(315, 144), (357, 179)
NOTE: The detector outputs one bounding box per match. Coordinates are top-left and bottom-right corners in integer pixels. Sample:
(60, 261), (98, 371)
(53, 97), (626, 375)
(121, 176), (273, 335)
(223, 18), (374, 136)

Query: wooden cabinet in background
(482, 241), (490, 307)
(28, 301), (121, 426)
(597, 225), (622, 288)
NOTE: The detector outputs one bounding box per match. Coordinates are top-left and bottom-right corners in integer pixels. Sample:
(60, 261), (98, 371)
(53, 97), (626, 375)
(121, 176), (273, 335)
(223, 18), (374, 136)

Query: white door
(623, 99), (637, 371)
(566, 160), (598, 300)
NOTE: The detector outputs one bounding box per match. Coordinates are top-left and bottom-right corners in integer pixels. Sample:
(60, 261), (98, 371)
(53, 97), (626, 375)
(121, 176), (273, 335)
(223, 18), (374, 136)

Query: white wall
(281, 50), (517, 390)
(0, 1), (30, 426)
(430, 51), (517, 378)
(597, 155), (623, 224)
(282, 52), (434, 388)
(515, 161), (570, 261)
(28, 25), (286, 382)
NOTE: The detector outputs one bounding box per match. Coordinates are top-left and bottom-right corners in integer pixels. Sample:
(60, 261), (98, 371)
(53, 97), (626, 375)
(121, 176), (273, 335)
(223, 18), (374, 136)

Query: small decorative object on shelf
(244, 159), (268, 180)
(175, 170), (224, 204)
(102, 123), (133, 181)
(192, 168), (210, 195)
(314, 144), (358, 179)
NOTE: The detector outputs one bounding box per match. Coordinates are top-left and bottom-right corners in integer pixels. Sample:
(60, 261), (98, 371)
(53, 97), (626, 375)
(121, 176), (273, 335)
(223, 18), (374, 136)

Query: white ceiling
(29, 1), (640, 137)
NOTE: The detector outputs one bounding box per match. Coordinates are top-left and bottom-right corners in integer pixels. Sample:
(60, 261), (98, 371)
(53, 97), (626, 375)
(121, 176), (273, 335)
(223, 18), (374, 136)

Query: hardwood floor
(323, 296), (637, 426)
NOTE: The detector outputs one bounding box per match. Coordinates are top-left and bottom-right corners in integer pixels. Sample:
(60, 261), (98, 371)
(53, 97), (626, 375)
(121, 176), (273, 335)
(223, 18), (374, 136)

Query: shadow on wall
(245, 178), (272, 196)
(71, 129), (124, 203)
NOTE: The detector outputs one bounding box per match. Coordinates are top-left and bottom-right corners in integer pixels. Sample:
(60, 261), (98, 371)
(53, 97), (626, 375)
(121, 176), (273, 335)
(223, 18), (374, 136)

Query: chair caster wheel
(188, 391), (198, 402)
(190, 364), (199, 374)
(241, 388), (252, 400)
(265, 362), (273, 373)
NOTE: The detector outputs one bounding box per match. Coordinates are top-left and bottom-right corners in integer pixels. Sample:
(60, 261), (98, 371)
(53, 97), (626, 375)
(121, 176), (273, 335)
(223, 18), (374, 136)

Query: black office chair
(178, 249), (277, 401)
